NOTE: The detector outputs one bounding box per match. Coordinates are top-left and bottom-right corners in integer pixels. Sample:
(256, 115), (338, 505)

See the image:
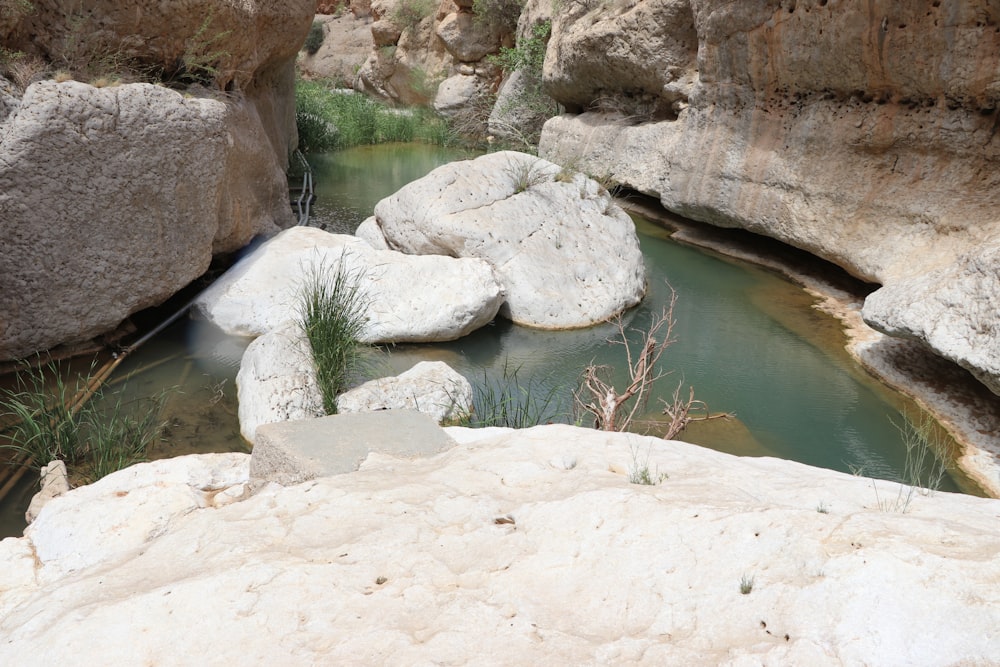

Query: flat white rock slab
(1, 425), (999, 665)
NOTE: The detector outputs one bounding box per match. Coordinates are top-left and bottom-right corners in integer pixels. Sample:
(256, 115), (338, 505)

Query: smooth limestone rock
(297, 12), (373, 85)
(0, 0), (310, 359)
(535, 0), (1000, 395)
(862, 245), (1000, 396)
(367, 150), (646, 329)
(236, 321), (324, 444)
(250, 409), (456, 487)
(237, 322), (472, 444)
(435, 11), (502, 63)
(433, 73), (482, 117)
(24, 460), (69, 524)
(2, 425), (999, 664)
(193, 226), (505, 343)
(336, 361), (473, 423)
(0, 80), (292, 359)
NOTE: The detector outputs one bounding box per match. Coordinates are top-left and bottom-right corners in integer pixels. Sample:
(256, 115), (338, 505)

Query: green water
(304, 144), (964, 488)
(0, 143), (969, 538)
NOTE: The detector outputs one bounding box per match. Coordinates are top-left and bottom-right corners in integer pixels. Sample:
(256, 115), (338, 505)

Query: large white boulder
(236, 321), (324, 444)
(237, 324), (472, 443)
(862, 245), (1000, 396)
(337, 360), (473, 423)
(367, 150), (647, 329)
(193, 226), (505, 343)
(1, 425), (999, 664)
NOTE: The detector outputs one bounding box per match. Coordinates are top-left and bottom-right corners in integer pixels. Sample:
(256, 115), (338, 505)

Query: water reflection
(0, 143), (969, 538)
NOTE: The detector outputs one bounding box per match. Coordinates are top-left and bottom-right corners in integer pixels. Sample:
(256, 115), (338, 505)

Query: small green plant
(505, 155), (552, 193)
(0, 0), (34, 23)
(628, 443), (668, 485)
(0, 359), (168, 485)
(304, 21), (326, 55)
(392, 0), (435, 33)
(489, 20), (550, 78)
(816, 501), (829, 514)
(454, 361), (565, 428)
(173, 11), (233, 86)
(739, 574), (754, 595)
(297, 256), (370, 415)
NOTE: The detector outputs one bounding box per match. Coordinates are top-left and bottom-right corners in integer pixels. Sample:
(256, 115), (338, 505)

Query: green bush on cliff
(472, 0), (524, 34)
(295, 78), (452, 152)
(392, 0), (435, 33)
(303, 21), (325, 55)
(490, 20), (550, 78)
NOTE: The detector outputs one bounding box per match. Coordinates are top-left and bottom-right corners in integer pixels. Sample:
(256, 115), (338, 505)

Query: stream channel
(0, 143), (978, 538)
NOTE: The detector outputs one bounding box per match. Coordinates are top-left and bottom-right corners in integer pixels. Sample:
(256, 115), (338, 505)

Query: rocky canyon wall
(0, 1), (314, 360)
(536, 0), (1000, 395)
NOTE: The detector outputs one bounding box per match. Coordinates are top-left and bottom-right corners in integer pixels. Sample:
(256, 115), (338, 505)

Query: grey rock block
(250, 410), (456, 487)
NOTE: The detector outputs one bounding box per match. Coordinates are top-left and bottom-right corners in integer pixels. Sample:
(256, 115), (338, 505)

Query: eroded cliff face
(537, 0), (1000, 394)
(0, 1), (313, 359)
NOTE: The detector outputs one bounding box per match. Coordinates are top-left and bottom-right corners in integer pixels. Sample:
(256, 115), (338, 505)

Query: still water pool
(0, 143), (973, 537)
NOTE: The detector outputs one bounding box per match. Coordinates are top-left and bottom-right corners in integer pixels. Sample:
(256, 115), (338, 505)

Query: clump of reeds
(295, 78), (453, 153)
(455, 361), (565, 429)
(297, 256), (370, 415)
(0, 358), (168, 485)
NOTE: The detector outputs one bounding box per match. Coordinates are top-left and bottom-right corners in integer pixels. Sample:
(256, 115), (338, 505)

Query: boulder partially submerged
(2, 424), (999, 664)
(236, 323), (473, 443)
(337, 361), (473, 424)
(194, 226), (505, 343)
(862, 245), (1000, 397)
(362, 150), (647, 329)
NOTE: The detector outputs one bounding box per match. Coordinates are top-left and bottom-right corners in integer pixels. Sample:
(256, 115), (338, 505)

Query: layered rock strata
(535, 0), (1000, 394)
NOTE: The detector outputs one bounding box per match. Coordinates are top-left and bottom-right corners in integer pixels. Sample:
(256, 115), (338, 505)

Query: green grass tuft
(295, 79), (455, 153)
(0, 358), (168, 485)
(453, 361), (564, 429)
(297, 256), (370, 415)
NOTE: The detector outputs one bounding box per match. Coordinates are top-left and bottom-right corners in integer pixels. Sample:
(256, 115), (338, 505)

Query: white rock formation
(337, 360), (473, 423)
(24, 460), (69, 524)
(2, 425), (999, 664)
(367, 150), (647, 329)
(432, 73), (482, 116)
(862, 245), (1000, 396)
(236, 321), (324, 444)
(535, 0), (1000, 396)
(193, 226), (505, 342)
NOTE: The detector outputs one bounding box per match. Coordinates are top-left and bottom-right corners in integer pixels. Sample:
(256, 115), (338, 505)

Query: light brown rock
(2, 0), (314, 90)
(537, 0), (1000, 394)
(0, 80), (292, 359)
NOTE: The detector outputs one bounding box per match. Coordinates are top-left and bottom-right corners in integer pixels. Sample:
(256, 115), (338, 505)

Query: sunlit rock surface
(366, 151), (646, 329)
(862, 245), (1000, 397)
(337, 361), (473, 423)
(194, 226), (505, 343)
(536, 0), (1000, 395)
(2, 425), (999, 665)
(236, 321), (324, 444)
